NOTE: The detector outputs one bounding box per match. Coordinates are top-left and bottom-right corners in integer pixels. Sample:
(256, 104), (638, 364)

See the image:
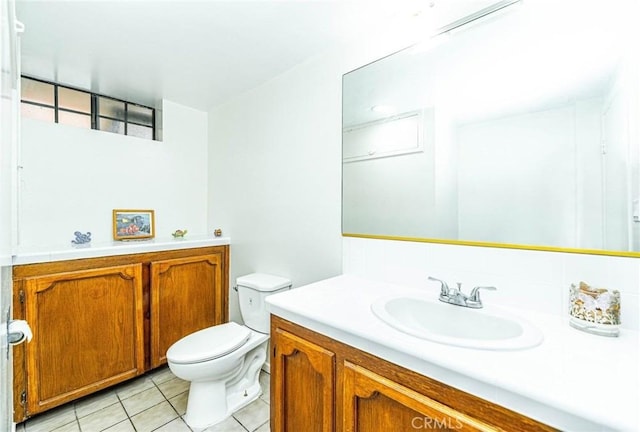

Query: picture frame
(112, 209), (155, 240)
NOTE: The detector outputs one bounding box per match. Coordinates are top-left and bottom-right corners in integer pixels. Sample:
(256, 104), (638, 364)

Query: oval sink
(371, 295), (543, 350)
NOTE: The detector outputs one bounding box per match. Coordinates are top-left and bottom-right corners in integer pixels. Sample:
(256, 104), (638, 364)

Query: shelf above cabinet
(13, 235), (230, 265)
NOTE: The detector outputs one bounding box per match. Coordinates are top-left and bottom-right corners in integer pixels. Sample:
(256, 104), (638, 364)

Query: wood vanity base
(270, 315), (556, 432)
(12, 245), (229, 422)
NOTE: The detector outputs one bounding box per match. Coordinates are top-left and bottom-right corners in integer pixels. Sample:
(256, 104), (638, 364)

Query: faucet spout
(429, 277), (497, 309)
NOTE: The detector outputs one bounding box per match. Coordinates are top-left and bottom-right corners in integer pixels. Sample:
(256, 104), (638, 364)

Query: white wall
(457, 100), (601, 248)
(433, 107), (458, 239)
(602, 65), (634, 251)
(207, 17), (422, 322)
(1, 1), (18, 430)
(344, 236), (640, 332)
(19, 100), (209, 247)
(208, 55), (344, 322)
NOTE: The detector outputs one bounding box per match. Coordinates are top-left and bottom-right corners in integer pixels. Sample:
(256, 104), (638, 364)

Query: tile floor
(16, 367), (271, 432)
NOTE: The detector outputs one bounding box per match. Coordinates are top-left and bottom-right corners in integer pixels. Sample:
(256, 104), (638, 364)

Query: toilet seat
(167, 322), (251, 365)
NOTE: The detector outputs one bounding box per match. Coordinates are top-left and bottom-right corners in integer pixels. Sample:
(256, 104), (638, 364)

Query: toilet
(166, 273), (291, 430)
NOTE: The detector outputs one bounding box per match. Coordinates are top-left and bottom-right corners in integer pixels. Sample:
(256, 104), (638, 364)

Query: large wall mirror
(342, 0), (640, 256)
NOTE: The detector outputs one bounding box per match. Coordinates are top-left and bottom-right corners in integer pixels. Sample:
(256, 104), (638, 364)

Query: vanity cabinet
(271, 326), (335, 432)
(270, 316), (556, 432)
(343, 362), (497, 431)
(12, 245), (229, 421)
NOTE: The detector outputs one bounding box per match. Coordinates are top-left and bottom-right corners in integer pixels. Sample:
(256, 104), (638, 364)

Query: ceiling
(16, 0), (424, 111)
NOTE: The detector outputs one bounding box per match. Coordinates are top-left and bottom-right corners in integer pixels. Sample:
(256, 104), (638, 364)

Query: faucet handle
(428, 276), (449, 296)
(468, 286), (497, 302)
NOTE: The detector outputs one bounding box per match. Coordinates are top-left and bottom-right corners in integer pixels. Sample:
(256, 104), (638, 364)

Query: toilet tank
(237, 273), (291, 334)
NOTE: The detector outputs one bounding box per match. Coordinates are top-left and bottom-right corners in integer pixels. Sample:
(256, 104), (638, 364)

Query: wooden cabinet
(343, 362), (495, 432)
(271, 316), (556, 432)
(150, 254), (225, 367)
(22, 264), (144, 415)
(12, 245), (229, 421)
(271, 327), (335, 432)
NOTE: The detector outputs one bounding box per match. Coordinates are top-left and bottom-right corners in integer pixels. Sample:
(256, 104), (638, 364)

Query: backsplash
(342, 237), (639, 331)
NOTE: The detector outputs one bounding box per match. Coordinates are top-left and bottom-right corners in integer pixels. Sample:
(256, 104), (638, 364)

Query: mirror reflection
(342, 0), (639, 253)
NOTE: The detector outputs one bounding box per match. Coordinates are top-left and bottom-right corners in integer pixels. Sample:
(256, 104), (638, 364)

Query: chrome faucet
(428, 276), (496, 309)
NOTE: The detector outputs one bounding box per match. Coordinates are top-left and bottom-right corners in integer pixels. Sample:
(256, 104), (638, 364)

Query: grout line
(71, 399), (80, 431)
(234, 416), (250, 432)
(253, 419), (269, 432)
(148, 373), (191, 432)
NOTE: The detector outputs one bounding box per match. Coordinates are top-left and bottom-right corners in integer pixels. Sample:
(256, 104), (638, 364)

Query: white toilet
(166, 273), (291, 430)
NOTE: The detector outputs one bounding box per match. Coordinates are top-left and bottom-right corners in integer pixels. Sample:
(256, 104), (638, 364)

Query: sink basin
(371, 295), (543, 350)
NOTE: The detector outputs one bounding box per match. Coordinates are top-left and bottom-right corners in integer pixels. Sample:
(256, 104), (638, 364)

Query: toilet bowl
(166, 273), (291, 430)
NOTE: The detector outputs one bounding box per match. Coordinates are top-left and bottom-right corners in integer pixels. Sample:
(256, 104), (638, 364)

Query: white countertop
(12, 235), (231, 265)
(266, 275), (639, 432)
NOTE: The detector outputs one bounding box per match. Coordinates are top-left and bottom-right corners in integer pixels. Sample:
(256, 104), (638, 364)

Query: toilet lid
(167, 322), (251, 365)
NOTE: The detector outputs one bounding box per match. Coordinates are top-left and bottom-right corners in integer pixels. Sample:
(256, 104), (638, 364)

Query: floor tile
(259, 371), (270, 405)
(51, 421), (80, 432)
(102, 419), (137, 432)
(154, 417), (192, 432)
(16, 365), (272, 432)
(202, 416), (247, 432)
(121, 386), (165, 416)
(168, 391), (189, 416)
(22, 403), (76, 432)
(75, 389), (119, 418)
(78, 402), (128, 431)
(114, 375), (156, 400)
(130, 401), (178, 432)
(233, 398), (270, 432)
(255, 421), (271, 432)
(149, 366), (176, 385)
(157, 377), (190, 399)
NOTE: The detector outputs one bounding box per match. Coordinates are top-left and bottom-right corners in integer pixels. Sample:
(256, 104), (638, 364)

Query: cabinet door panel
(343, 362), (497, 432)
(150, 254), (223, 367)
(24, 264), (144, 414)
(272, 328), (335, 432)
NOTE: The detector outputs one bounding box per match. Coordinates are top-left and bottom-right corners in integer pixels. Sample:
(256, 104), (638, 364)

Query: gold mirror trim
(342, 233), (640, 258)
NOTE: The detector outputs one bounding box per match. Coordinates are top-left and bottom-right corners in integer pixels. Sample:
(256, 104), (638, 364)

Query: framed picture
(113, 209), (155, 240)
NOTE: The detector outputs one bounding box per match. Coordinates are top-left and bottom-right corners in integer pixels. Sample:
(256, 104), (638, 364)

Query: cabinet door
(150, 254), (224, 368)
(24, 264), (144, 415)
(343, 362), (497, 432)
(271, 327), (335, 432)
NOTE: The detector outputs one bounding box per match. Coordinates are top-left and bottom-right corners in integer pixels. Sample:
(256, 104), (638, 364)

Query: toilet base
(182, 342), (267, 430)
(184, 384), (263, 430)
(184, 380), (228, 429)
